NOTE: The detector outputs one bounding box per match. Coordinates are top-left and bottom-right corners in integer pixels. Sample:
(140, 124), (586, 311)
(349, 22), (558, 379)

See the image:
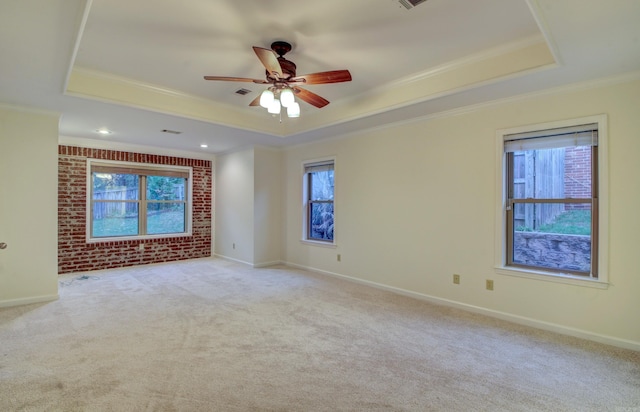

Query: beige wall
(282, 78), (640, 348)
(215, 148), (255, 264)
(215, 147), (283, 266)
(253, 147), (282, 266)
(0, 107), (59, 306)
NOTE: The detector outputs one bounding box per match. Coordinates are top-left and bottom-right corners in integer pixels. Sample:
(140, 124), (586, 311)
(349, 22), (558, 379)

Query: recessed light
(96, 128), (112, 135)
(200, 144), (208, 148)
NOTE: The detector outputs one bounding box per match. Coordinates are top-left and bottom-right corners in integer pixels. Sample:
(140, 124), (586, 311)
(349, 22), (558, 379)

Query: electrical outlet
(337, 254), (341, 262)
(486, 279), (494, 291)
(139, 243), (145, 251)
(453, 274), (460, 284)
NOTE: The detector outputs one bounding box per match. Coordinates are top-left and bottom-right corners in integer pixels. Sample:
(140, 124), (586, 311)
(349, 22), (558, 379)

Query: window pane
(512, 203), (591, 273)
(511, 147), (591, 199)
(309, 202), (334, 241)
(147, 203), (185, 235)
(146, 176), (186, 201)
(310, 170), (334, 201)
(92, 173), (139, 200)
(92, 203), (139, 237)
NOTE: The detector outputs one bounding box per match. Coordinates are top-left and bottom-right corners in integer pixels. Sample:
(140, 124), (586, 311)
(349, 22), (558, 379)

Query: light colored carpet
(1, 258), (638, 411)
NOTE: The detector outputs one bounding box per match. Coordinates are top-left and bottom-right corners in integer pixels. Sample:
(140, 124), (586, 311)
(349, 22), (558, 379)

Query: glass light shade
(259, 89), (274, 108)
(267, 99), (281, 114)
(287, 102), (300, 118)
(280, 88), (295, 108)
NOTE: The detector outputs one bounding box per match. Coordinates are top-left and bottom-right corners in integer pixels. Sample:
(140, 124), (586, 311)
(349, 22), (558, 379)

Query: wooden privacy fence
(93, 184), (185, 218)
(513, 148), (565, 230)
(93, 187), (139, 219)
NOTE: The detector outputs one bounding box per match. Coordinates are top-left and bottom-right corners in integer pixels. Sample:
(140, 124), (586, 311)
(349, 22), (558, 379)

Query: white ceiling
(1, 0), (639, 154)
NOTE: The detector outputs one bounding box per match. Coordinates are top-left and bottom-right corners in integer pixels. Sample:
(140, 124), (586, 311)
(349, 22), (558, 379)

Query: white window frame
(494, 115), (609, 288)
(86, 159), (193, 243)
(301, 157), (336, 247)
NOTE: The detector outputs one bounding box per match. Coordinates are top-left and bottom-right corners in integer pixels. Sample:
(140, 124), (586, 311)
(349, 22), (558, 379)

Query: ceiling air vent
(398, 0), (428, 10)
(235, 88), (252, 96)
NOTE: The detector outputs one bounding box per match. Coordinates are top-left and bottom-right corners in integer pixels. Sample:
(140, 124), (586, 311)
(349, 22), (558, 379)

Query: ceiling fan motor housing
(267, 41), (296, 80)
(275, 58), (296, 80)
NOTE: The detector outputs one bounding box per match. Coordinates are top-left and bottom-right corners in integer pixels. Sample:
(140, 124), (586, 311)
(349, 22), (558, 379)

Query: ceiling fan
(204, 41), (352, 116)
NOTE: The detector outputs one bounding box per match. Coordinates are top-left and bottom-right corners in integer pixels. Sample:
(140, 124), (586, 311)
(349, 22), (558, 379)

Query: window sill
(495, 266), (609, 289)
(300, 239), (337, 249)
(87, 232), (191, 244)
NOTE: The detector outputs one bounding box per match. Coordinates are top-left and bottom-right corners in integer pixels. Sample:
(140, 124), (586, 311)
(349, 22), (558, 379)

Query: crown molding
(285, 69), (640, 151)
(58, 135), (215, 161)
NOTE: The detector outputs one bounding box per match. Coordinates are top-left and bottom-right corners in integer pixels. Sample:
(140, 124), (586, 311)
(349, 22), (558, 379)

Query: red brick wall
(564, 146), (592, 210)
(58, 145), (212, 274)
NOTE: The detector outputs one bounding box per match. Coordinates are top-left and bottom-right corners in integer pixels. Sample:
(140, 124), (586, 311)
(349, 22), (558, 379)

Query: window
(88, 160), (192, 241)
(496, 115), (608, 284)
(303, 159), (335, 243)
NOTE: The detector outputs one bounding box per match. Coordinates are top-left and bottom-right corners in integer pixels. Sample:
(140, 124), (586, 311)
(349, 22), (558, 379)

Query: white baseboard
(253, 260), (283, 268)
(213, 254), (282, 268)
(213, 253), (254, 266)
(283, 261), (640, 352)
(0, 294), (59, 308)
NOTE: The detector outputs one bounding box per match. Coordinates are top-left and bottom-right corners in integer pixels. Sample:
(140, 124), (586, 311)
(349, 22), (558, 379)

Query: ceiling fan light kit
(259, 86), (297, 117)
(204, 41), (352, 119)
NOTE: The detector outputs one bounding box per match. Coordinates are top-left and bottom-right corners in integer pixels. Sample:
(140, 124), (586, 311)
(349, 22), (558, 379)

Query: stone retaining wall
(513, 231), (590, 272)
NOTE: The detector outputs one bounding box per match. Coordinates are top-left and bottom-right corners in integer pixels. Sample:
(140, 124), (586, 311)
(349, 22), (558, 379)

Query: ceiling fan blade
(290, 70), (352, 85)
(252, 46), (283, 79)
(248, 95), (261, 106)
(204, 76), (267, 84)
(293, 87), (330, 108)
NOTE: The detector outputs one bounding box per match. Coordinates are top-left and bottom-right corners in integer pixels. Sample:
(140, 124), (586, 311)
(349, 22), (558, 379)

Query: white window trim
(301, 156), (337, 247)
(86, 159), (193, 243)
(494, 114), (609, 288)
